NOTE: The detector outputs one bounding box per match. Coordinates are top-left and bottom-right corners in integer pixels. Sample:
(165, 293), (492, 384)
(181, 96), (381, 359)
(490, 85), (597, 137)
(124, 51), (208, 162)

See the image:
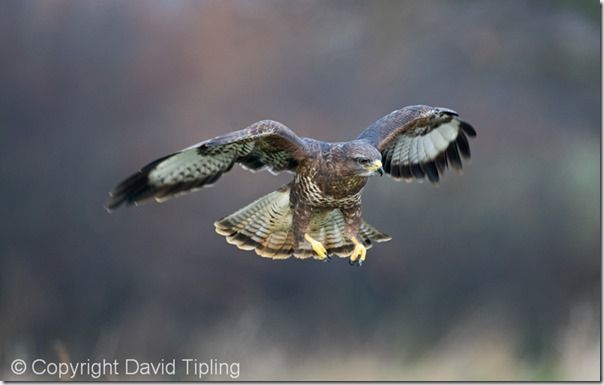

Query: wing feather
(357, 105), (476, 184)
(107, 120), (307, 210)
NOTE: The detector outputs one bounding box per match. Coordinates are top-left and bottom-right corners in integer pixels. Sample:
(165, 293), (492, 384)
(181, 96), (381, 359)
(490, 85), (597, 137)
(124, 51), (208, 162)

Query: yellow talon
(304, 233), (328, 260)
(350, 237), (367, 265)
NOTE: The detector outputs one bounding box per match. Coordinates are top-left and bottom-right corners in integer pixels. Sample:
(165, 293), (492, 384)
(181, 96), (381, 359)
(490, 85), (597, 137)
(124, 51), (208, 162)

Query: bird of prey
(107, 105), (476, 265)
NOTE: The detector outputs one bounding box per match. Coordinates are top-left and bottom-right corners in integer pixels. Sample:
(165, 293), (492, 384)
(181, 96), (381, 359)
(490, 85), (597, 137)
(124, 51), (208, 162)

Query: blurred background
(0, 0), (600, 381)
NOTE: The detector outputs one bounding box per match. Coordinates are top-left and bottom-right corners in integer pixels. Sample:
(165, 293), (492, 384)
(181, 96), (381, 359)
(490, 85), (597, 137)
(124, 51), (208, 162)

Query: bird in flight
(107, 105), (476, 265)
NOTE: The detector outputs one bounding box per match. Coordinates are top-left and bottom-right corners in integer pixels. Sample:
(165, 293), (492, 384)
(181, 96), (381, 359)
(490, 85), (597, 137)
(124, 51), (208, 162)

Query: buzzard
(107, 105), (476, 265)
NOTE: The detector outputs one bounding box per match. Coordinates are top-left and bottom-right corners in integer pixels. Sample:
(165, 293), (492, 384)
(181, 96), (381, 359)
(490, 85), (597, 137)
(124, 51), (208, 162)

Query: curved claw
(349, 237), (367, 266)
(349, 258), (363, 267)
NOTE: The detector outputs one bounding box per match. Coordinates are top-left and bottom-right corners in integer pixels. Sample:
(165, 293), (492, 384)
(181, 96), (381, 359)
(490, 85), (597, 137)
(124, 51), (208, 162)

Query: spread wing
(357, 105), (477, 183)
(106, 120), (308, 210)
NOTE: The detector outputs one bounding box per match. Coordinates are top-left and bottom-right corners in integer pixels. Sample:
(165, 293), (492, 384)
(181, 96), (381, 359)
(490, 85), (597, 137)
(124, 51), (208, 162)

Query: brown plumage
(107, 105), (476, 265)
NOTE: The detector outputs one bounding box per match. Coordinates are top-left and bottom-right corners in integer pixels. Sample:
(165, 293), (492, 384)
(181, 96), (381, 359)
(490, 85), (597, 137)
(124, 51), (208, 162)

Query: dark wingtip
(105, 170), (154, 211)
(459, 121), (477, 137)
(423, 161), (440, 184)
(105, 153), (175, 212)
(104, 192), (129, 212)
(105, 191), (132, 212)
(456, 131), (471, 159)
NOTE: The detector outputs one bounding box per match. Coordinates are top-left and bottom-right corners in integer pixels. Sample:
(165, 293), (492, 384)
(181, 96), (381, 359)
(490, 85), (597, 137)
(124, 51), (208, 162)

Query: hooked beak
(367, 160), (384, 176)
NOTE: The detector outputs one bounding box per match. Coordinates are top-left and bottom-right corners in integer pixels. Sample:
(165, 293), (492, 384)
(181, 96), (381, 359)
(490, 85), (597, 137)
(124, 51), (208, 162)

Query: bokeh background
(0, 0), (600, 381)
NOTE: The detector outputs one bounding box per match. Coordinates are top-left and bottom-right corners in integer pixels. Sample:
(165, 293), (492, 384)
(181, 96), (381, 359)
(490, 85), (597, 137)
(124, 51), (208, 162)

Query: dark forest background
(0, 0), (600, 380)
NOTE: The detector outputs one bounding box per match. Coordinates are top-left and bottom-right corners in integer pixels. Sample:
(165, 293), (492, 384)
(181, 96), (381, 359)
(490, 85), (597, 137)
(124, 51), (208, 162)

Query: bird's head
(342, 141), (384, 177)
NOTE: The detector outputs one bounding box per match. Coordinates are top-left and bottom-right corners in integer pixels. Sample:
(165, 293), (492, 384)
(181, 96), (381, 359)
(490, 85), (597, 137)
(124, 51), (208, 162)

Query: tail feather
(215, 185), (296, 259)
(360, 221), (392, 243)
(214, 185), (391, 260)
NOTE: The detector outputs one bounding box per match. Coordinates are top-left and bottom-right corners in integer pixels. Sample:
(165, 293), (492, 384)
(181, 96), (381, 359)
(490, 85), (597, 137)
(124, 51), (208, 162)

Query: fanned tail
(215, 185), (297, 259)
(214, 185), (391, 260)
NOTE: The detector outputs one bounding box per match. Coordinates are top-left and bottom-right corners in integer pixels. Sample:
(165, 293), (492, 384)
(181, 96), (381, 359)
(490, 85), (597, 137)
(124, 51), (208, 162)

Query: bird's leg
(340, 204), (366, 266)
(349, 236), (367, 266)
(292, 201), (329, 261)
(304, 233), (328, 260)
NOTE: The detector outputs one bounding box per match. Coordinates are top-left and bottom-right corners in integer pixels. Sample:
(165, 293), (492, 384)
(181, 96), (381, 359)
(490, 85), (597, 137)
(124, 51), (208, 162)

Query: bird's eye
(356, 158), (370, 164)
